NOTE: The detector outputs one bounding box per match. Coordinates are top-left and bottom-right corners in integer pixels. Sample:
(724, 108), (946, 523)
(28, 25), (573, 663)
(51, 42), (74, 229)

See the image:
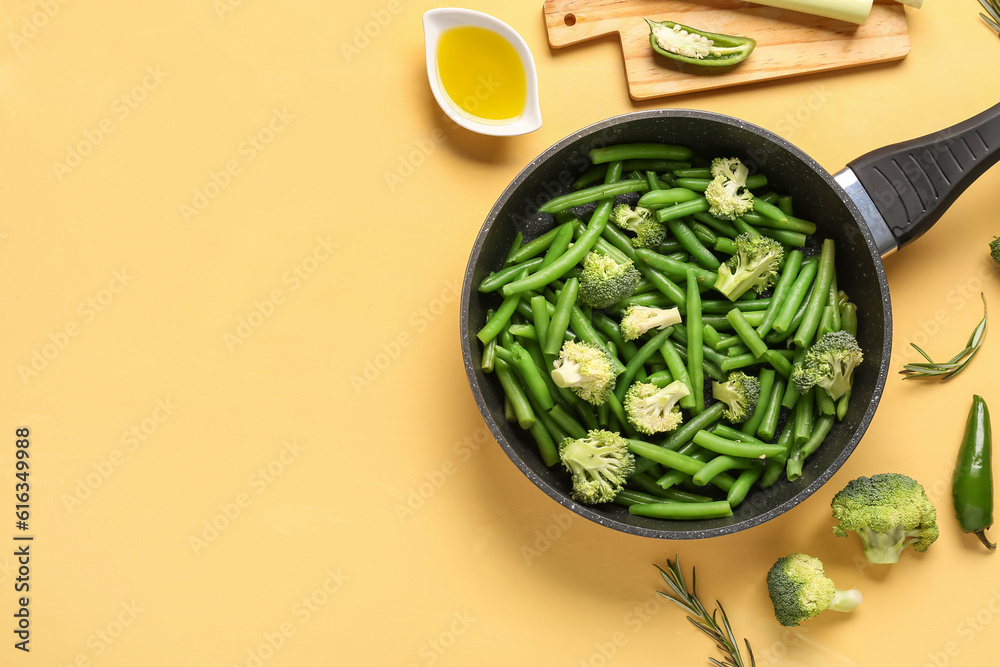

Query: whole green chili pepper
(953, 395), (995, 550)
(644, 18), (756, 68)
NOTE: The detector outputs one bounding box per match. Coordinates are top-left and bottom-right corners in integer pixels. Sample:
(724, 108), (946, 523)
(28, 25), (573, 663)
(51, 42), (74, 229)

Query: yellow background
(1, 0), (999, 665)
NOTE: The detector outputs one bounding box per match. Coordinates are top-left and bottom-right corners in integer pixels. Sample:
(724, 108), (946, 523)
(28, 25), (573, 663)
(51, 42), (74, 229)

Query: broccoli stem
(829, 589), (863, 612)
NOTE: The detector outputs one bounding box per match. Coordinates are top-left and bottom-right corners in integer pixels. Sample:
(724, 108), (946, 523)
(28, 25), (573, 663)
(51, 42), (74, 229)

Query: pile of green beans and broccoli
(476, 142), (864, 522)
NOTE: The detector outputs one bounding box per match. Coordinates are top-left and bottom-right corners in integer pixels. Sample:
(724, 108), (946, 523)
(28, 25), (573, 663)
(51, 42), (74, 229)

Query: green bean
(763, 349), (793, 378)
(756, 378), (786, 441)
(615, 326), (675, 403)
(673, 177), (709, 191)
(741, 368), (775, 436)
(669, 340), (726, 383)
(592, 311), (641, 366)
(589, 143), (694, 164)
(727, 463), (764, 507)
(634, 248), (718, 287)
(692, 430), (787, 459)
(657, 336), (696, 410)
(714, 237), (737, 255)
(508, 324), (538, 340)
(629, 500), (733, 519)
(659, 487), (715, 503)
(503, 231), (524, 266)
(548, 403), (587, 440)
(477, 267), (528, 344)
(510, 342), (555, 411)
(624, 158), (691, 173)
(726, 309), (769, 358)
(645, 370), (674, 387)
(667, 218), (721, 270)
(719, 353), (757, 372)
(776, 195), (793, 216)
(478, 257), (545, 293)
(732, 217), (761, 237)
(692, 455), (752, 486)
(613, 488), (663, 506)
(741, 209), (816, 234)
(714, 334), (744, 351)
(793, 239), (836, 348)
(637, 187), (702, 209)
(635, 262), (687, 308)
(661, 400), (727, 454)
(841, 302), (858, 337)
(527, 420), (559, 467)
(692, 211), (741, 238)
(530, 296), (551, 353)
(702, 310), (766, 331)
(506, 226), (564, 264)
(780, 346), (807, 410)
(494, 358), (535, 429)
(828, 280), (842, 333)
(672, 167), (712, 179)
(685, 268), (705, 414)
(711, 423), (771, 446)
(702, 324), (723, 350)
(571, 218), (635, 264)
(538, 179), (649, 214)
(751, 196), (788, 223)
(786, 414), (835, 480)
(793, 388), (815, 445)
(540, 221), (576, 271)
(627, 439), (734, 491)
(760, 421), (794, 488)
(655, 197), (710, 223)
(772, 257), (819, 335)
(543, 277), (578, 355)
(726, 344), (750, 357)
(756, 250), (803, 337)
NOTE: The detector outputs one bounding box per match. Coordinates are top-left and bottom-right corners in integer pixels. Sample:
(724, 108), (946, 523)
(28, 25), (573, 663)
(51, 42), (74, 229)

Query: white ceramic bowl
(422, 8), (542, 137)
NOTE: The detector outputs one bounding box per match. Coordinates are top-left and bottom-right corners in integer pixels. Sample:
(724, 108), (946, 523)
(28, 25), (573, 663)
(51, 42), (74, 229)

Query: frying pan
(460, 103), (1000, 539)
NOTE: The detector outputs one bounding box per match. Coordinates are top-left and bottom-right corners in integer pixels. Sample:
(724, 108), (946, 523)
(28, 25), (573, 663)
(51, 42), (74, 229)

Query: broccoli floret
(990, 236), (1000, 265)
(830, 473), (939, 564)
(624, 380), (690, 435)
(791, 330), (863, 401)
(713, 233), (784, 301)
(619, 304), (682, 341)
(609, 203), (668, 249)
(577, 252), (641, 309)
(705, 157), (755, 221)
(711, 371), (761, 423)
(766, 553), (863, 627)
(550, 340), (616, 405)
(558, 429), (635, 504)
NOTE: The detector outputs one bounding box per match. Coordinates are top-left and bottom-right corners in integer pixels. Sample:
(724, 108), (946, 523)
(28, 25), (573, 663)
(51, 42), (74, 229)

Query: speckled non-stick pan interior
(460, 109), (891, 539)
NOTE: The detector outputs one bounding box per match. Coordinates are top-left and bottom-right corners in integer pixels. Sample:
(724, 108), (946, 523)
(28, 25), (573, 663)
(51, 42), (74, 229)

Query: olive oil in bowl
(436, 26), (527, 123)
(423, 9), (541, 137)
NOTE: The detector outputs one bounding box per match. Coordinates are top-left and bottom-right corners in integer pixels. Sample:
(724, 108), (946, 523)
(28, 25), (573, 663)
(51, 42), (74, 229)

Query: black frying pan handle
(847, 102), (1000, 249)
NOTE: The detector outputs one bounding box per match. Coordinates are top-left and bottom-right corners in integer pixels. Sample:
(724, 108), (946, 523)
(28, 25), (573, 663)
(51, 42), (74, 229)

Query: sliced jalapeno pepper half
(953, 394), (995, 550)
(644, 18), (756, 68)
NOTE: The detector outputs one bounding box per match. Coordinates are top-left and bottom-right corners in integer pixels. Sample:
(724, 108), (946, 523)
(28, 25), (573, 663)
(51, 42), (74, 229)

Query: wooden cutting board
(543, 0), (910, 100)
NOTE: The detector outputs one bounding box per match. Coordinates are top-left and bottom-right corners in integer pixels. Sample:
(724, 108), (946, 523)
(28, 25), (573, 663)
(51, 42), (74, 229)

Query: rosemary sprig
(655, 557), (755, 667)
(900, 293), (988, 380)
(980, 0), (1000, 36)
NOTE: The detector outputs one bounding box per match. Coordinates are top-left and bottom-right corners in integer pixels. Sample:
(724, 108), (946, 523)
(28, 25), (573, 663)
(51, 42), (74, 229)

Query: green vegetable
(558, 429), (635, 504)
(791, 330), (863, 401)
(714, 233), (784, 302)
(624, 380), (690, 435)
(831, 473), (940, 564)
(953, 395), (995, 550)
(711, 371), (761, 423)
(705, 157), (755, 221)
(550, 340), (616, 406)
(644, 18), (756, 68)
(577, 252), (641, 309)
(619, 304), (682, 341)
(900, 293), (987, 380)
(766, 553), (862, 627)
(609, 203), (668, 249)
